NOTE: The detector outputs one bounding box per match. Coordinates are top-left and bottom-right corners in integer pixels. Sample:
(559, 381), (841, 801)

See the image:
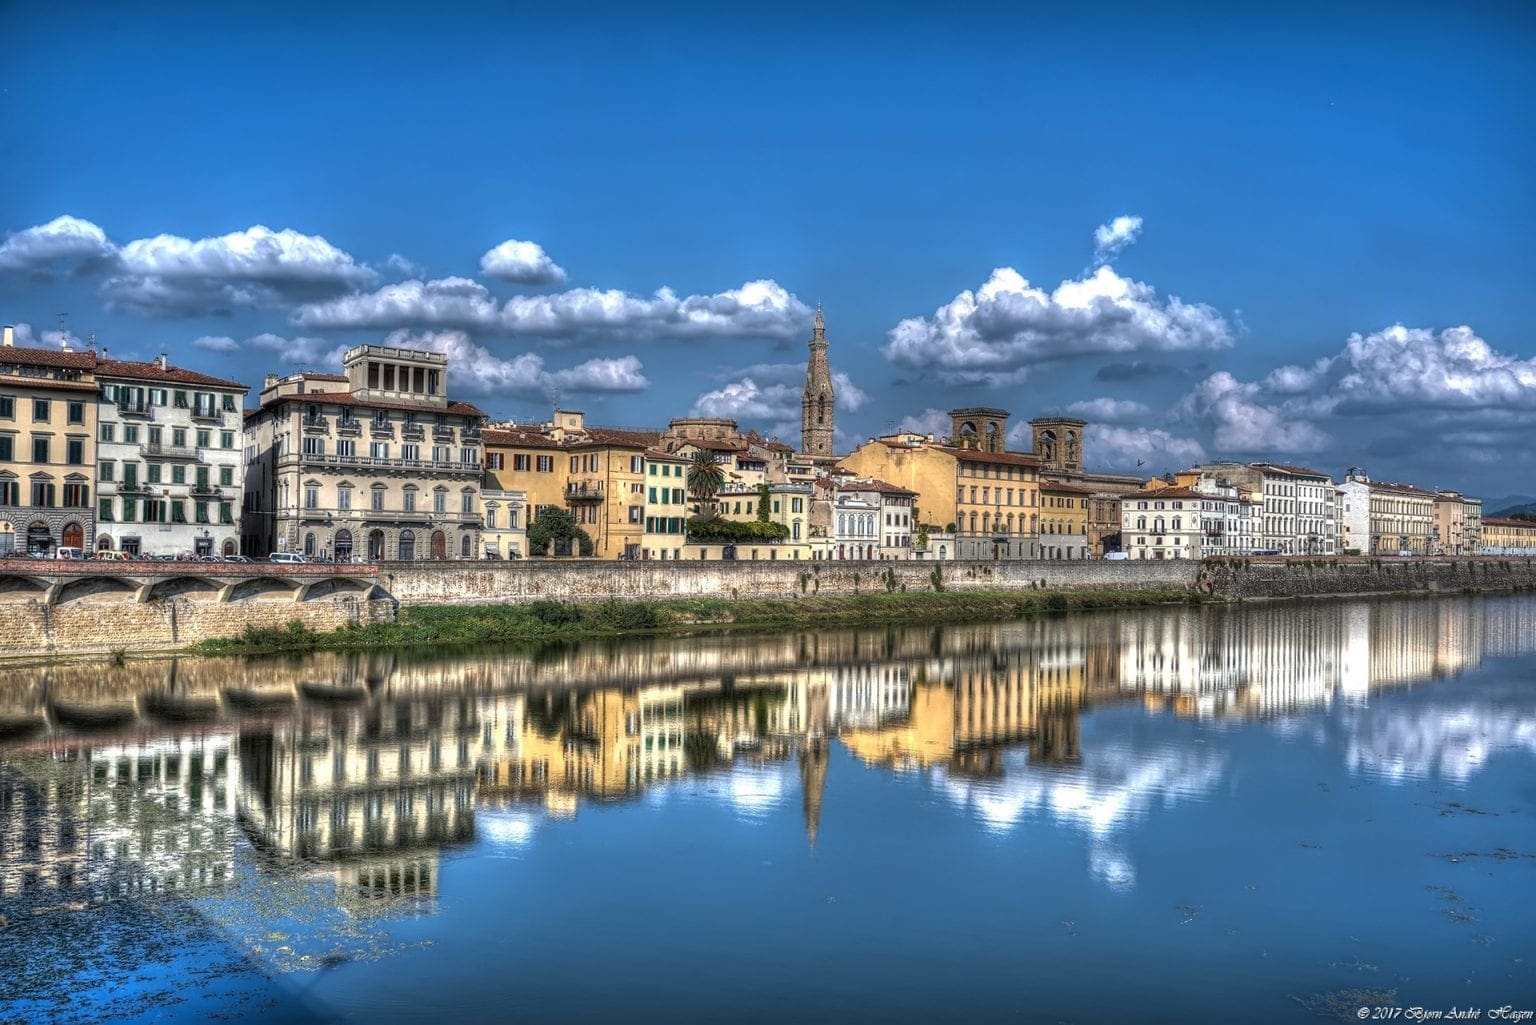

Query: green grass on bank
(194, 588), (1200, 656)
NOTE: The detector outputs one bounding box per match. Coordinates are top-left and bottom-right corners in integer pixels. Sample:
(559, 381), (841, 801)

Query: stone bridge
(0, 559), (387, 606)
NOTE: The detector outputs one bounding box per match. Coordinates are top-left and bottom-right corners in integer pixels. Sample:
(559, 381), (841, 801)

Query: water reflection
(3, 596), (1536, 970)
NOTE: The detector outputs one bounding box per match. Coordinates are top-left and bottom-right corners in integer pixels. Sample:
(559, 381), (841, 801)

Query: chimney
(157, 352), (168, 370)
(2, 325), (12, 348)
(264, 373), (280, 389)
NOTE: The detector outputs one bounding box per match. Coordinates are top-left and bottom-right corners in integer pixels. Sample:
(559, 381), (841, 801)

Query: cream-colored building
(1191, 462), (1337, 555)
(0, 327), (98, 555)
(1338, 470), (1436, 555)
(1433, 490), (1483, 555)
(479, 486), (527, 559)
(1121, 486), (1206, 560)
(640, 448), (690, 560)
(242, 346), (485, 560)
(1481, 516), (1536, 555)
(810, 476), (916, 560)
(683, 482), (813, 561)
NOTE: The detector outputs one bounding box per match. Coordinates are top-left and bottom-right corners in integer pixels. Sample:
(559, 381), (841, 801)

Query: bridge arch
(228, 576), (301, 602)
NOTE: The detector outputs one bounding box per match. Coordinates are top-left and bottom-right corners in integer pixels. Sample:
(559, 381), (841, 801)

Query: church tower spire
(801, 304), (835, 457)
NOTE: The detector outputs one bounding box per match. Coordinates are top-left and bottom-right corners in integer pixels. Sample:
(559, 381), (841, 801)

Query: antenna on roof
(55, 312), (70, 350)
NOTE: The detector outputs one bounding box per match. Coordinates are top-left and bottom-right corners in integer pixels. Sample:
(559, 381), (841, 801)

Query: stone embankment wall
(1196, 556), (1536, 600)
(0, 593), (395, 657)
(382, 559), (1204, 604)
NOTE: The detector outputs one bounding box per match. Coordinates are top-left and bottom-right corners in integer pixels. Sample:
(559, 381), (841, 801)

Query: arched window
(460, 534), (471, 558)
(222, 539), (236, 556)
(335, 529), (353, 561)
(817, 395), (826, 426)
(398, 529), (416, 561)
(62, 522), (84, 549)
(304, 532), (316, 556)
(368, 530), (385, 560)
(27, 521), (52, 555)
(431, 530), (446, 559)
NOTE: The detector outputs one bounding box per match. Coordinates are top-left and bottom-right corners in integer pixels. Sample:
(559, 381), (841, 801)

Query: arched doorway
(222, 539), (236, 556)
(335, 529), (353, 562)
(0, 520), (13, 558)
(430, 530), (446, 560)
(96, 535), (114, 551)
(398, 529), (416, 561)
(460, 534), (471, 558)
(26, 522), (52, 556)
(368, 529), (385, 561)
(62, 522), (84, 549)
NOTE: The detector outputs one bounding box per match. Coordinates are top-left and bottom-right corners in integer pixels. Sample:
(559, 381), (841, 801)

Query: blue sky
(3, 2), (1534, 498)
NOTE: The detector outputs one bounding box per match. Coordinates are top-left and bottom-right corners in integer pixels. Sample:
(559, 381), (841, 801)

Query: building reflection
(5, 595), (1536, 913)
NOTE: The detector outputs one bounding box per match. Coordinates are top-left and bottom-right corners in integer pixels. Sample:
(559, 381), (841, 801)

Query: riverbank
(193, 587), (1201, 656)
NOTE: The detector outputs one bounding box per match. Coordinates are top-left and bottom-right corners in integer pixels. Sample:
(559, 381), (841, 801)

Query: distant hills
(1486, 494), (1536, 519)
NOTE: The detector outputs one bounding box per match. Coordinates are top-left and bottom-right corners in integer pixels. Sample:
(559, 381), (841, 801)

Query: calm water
(3, 597), (1536, 1024)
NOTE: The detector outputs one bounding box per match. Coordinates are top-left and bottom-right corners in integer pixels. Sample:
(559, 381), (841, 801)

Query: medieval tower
(801, 305), (836, 457)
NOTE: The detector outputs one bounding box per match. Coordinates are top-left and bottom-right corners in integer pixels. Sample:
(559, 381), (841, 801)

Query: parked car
(269, 552), (309, 564)
(1103, 551), (1129, 560)
(95, 550), (131, 562)
(223, 554), (253, 563)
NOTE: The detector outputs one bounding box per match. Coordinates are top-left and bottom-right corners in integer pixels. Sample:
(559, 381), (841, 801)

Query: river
(2, 595), (1535, 1024)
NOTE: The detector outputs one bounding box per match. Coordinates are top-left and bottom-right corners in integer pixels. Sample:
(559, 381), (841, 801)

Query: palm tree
(686, 449), (725, 518)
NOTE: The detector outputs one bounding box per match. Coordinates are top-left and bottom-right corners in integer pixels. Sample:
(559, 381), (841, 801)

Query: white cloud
(690, 377), (799, 423)
(896, 408), (954, 439)
(1065, 397), (1152, 422)
(832, 371), (870, 412)
(379, 329), (647, 399)
(1334, 325), (1536, 411)
(1262, 358), (1335, 395)
(479, 239), (567, 286)
(191, 335), (241, 354)
(1176, 371), (1331, 454)
(0, 215), (116, 272)
(384, 253), (423, 278)
(6, 321), (86, 350)
(296, 276), (811, 342)
(884, 264), (1231, 384)
(1092, 215), (1143, 263)
(101, 225), (376, 315)
(1086, 426), (1208, 473)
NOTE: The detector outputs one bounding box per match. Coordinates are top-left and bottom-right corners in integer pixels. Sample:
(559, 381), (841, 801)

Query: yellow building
(0, 327), (99, 555)
(481, 409), (658, 559)
(1338, 472), (1436, 555)
(682, 482), (814, 561)
(1433, 490), (1483, 555)
(1481, 516), (1536, 555)
(641, 448), (690, 560)
(1038, 481), (1091, 560)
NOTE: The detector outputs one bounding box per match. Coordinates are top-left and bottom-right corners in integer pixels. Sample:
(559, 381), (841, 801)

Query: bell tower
(801, 304), (835, 457)
(1030, 417), (1087, 473)
(948, 407), (1010, 453)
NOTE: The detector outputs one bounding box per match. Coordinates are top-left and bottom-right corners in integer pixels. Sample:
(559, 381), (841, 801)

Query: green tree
(526, 506), (594, 557)
(756, 482), (772, 523)
(686, 450), (725, 517)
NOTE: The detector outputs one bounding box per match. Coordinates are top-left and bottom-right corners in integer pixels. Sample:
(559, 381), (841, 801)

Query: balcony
(142, 442), (198, 460)
(116, 400), (152, 418)
(190, 484), (223, 497)
(294, 451), (482, 474)
(432, 427), (456, 443)
(401, 423), (426, 441)
(369, 421), (395, 438)
(302, 415), (329, 432)
(191, 404), (222, 423)
(335, 418), (363, 436)
(565, 481), (604, 502)
(117, 481), (152, 495)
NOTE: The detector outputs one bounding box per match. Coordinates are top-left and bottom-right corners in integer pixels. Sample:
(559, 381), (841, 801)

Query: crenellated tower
(801, 305), (835, 457)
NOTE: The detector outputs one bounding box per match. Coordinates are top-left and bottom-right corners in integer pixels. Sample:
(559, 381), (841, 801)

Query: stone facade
(801, 306), (835, 458)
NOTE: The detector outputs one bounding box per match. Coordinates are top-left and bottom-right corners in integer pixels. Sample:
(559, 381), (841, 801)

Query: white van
(269, 552), (310, 564)
(1103, 551), (1129, 560)
(55, 547), (84, 561)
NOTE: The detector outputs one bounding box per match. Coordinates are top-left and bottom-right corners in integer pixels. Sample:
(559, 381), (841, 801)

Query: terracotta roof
(0, 345), (97, 371)
(1481, 517), (1536, 528)
(1040, 480), (1094, 494)
(763, 440), (795, 453)
(299, 372), (349, 382)
(581, 427), (662, 449)
(678, 438), (749, 452)
(256, 391), (483, 418)
(1363, 480), (1436, 498)
(482, 427), (562, 449)
(97, 358), (249, 390)
(643, 448), (690, 462)
(934, 445), (1041, 468)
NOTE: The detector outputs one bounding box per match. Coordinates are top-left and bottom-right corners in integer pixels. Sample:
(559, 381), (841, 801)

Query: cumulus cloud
(479, 239), (567, 286)
(690, 377), (800, 426)
(832, 371), (870, 411)
(379, 329), (647, 399)
(384, 253), (423, 278)
(884, 265), (1231, 384)
(1333, 325), (1536, 411)
(6, 321), (86, 350)
(896, 408), (954, 439)
(191, 335), (241, 354)
(296, 276), (811, 342)
(1176, 371), (1331, 454)
(1064, 397), (1151, 422)
(103, 225), (376, 315)
(0, 215), (117, 273)
(1086, 426), (1208, 473)
(1092, 215), (1143, 264)
(191, 331), (344, 366)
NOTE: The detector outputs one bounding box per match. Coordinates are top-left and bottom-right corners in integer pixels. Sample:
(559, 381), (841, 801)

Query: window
(628, 506), (643, 524)
(221, 431), (234, 449)
(0, 395), (11, 418)
(371, 488), (385, 511)
(174, 390), (188, 408)
(337, 439), (356, 458)
(432, 446), (450, 463)
(400, 443), (418, 460)
(99, 422), (114, 443)
(31, 481), (55, 506)
(171, 465), (185, 485)
(99, 460), (113, 482)
(507, 509), (518, 528)
(485, 507), (497, 528)
(171, 501), (187, 524)
(219, 502), (233, 524)
(148, 463), (162, 484)
(403, 489), (417, 512)
(460, 447), (476, 465)
(196, 430), (210, 448)
(121, 498), (136, 522)
(305, 486), (319, 509)
(67, 401), (84, 424)
(536, 456), (553, 473)
(67, 439), (84, 465)
(33, 399), (49, 421)
(222, 394), (237, 412)
(148, 426), (162, 445)
(303, 437), (324, 457)
(434, 490), (446, 513)
(63, 482), (88, 507)
(194, 501), (209, 523)
(569, 455), (580, 473)
(631, 456), (643, 473)
(219, 466), (233, 487)
(338, 488), (352, 511)
(461, 492), (473, 513)
(514, 454), (530, 472)
(99, 498), (113, 521)
(32, 437), (49, 463)
(486, 453), (504, 470)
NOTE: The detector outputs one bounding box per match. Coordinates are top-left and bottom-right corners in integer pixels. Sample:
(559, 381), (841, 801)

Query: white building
(479, 487), (528, 559)
(1122, 486), (1206, 560)
(1190, 478), (1261, 557)
(1194, 462), (1337, 554)
(95, 355), (248, 558)
(812, 476), (916, 560)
